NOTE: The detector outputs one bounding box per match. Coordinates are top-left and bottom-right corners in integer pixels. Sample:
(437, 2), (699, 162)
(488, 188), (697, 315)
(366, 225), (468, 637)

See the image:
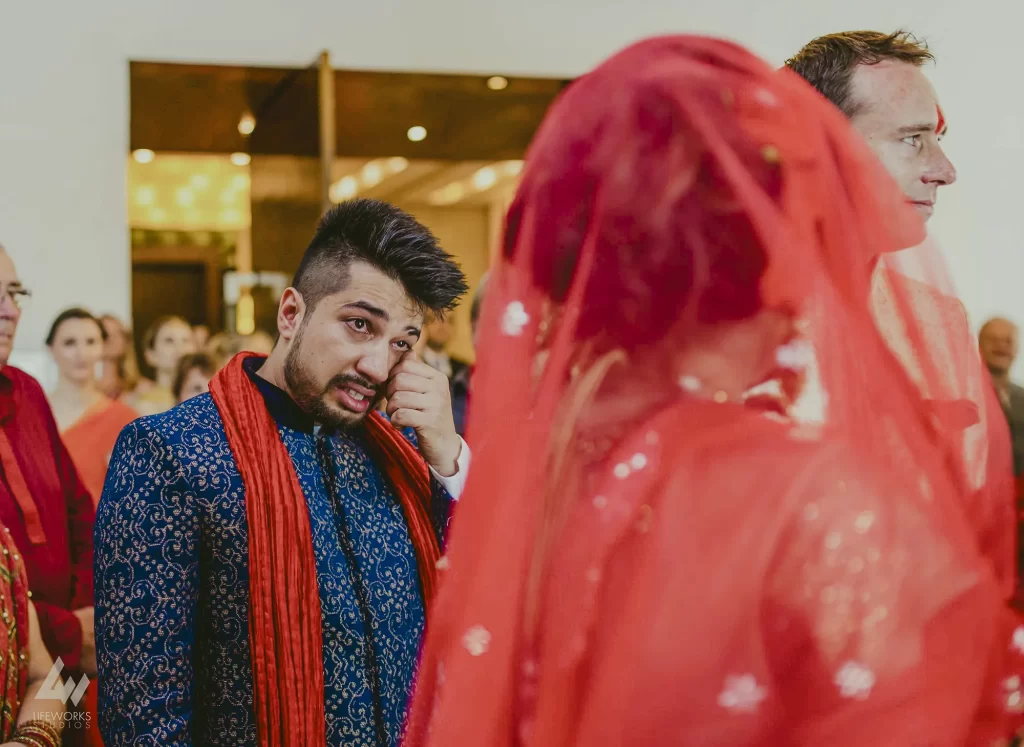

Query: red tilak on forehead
(936, 105), (946, 135)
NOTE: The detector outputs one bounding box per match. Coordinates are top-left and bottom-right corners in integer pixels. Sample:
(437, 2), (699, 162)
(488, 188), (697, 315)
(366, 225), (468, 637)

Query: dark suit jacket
(449, 358), (471, 436)
(1004, 382), (1024, 477)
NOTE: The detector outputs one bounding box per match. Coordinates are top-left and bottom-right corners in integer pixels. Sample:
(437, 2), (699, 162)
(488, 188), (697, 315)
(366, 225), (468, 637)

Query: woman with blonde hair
(129, 315), (195, 416)
(96, 314), (141, 401)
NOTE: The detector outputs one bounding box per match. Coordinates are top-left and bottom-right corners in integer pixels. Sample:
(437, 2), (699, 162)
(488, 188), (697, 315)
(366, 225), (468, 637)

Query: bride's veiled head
(500, 37), (919, 408)
(507, 54), (790, 391)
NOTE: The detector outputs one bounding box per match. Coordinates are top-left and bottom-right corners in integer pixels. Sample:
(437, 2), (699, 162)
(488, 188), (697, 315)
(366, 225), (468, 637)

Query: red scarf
(210, 354), (441, 747)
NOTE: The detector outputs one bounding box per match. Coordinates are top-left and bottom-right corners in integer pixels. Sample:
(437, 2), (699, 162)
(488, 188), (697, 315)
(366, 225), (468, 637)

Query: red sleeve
(57, 443), (96, 610)
(35, 381), (96, 610)
(34, 600), (84, 670)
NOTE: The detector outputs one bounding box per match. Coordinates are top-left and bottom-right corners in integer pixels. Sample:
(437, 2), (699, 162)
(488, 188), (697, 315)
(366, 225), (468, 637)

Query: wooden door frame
(131, 246), (224, 330)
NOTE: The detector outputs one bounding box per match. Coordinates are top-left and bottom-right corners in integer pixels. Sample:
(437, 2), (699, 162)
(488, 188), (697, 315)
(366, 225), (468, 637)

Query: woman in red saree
(0, 523), (65, 747)
(406, 36), (1019, 746)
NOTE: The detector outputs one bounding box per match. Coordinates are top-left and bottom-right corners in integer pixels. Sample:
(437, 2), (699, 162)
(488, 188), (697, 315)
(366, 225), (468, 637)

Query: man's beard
(283, 327), (384, 430)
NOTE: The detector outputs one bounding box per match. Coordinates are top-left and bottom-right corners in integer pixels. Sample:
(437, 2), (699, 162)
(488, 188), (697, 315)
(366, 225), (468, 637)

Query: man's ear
(277, 288), (305, 343)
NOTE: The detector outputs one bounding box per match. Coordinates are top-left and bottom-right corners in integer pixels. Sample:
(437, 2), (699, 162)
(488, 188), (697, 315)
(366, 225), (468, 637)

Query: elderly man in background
(0, 244), (98, 746)
(980, 317), (1024, 474)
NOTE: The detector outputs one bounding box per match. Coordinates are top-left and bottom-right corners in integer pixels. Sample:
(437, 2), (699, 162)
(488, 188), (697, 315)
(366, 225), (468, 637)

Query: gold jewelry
(12, 719), (62, 747)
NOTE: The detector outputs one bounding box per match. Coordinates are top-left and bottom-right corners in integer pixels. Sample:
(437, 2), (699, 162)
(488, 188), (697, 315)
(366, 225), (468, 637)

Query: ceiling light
(149, 208), (168, 223)
(190, 174), (210, 190)
(238, 112), (256, 136)
(361, 162), (384, 187)
(175, 187), (195, 207)
(407, 126), (427, 142)
(230, 152), (251, 166)
(429, 183), (466, 205)
(329, 176), (359, 203)
(487, 76), (509, 91)
(220, 208), (244, 225)
(220, 189), (239, 205)
(132, 149), (155, 164)
(388, 157), (409, 173)
(472, 167), (498, 191)
(503, 160), (524, 176)
(230, 174), (249, 191)
(134, 186), (156, 206)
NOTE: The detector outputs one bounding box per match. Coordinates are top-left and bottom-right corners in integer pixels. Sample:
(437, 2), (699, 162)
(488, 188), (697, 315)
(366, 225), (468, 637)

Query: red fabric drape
(210, 354), (440, 747)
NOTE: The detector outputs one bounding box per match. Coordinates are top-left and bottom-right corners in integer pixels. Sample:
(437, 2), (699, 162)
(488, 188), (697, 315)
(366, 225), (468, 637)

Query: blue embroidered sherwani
(95, 359), (452, 746)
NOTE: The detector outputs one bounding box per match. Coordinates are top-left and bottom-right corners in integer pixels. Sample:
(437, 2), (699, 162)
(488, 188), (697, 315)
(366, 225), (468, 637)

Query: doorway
(131, 246), (223, 374)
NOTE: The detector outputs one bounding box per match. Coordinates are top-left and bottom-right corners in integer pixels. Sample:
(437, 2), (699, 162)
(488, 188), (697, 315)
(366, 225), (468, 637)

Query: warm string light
(130, 153), (251, 229)
(428, 160), (523, 205)
(132, 149), (155, 164)
(407, 126), (427, 142)
(472, 167), (498, 190)
(329, 157), (412, 203)
(134, 186), (156, 206)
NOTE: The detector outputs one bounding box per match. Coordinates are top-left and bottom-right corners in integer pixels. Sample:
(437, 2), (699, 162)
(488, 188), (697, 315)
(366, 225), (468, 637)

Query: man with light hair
(787, 30), (955, 219)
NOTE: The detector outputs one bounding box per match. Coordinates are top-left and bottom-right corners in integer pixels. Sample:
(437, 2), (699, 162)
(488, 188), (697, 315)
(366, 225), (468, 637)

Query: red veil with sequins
(405, 36), (1015, 746)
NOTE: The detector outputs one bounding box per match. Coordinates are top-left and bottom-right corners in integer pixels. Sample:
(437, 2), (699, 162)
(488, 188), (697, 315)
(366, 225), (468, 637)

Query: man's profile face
(0, 252), (23, 367)
(980, 319), (1019, 377)
(848, 61), (956, 220)
(284, 261), (424, 429)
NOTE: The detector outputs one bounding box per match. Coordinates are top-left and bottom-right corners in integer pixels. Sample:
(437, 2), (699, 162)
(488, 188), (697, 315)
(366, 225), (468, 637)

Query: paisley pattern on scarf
(95, 392), (452, 746)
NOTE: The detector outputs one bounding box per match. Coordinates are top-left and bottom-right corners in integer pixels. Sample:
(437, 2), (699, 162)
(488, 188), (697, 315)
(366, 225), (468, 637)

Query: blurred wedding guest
(96, 314), (141, 401)
(173, 352), (217, 404)
(0, 245), (97, 745)
(206, 330), (276, 369)
(132, 315), (195, 416)
(980, 318), (1024, 474)
(980, 317), (1024, 617)
(422, 312), (471, 434)
(449, 276), (488, 436)
(421, 313), (469, 381)
(192, 324), (211, 350)
(46, 309), (138, 506)
(204, 331), (234, 368)
(245, 329), (275, 356)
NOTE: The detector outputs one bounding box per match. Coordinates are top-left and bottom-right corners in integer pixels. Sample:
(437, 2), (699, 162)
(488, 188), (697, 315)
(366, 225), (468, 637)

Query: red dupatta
(210, 353), (440, 747)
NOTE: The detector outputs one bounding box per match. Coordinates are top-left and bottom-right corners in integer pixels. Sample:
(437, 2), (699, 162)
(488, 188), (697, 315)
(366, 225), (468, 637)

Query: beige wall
(6, 0), (1024, 375)
(395, 203), (491, 363)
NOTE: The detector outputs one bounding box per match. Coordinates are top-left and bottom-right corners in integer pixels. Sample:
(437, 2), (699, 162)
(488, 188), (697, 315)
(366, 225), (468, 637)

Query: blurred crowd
(41, 309), (276, 505)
